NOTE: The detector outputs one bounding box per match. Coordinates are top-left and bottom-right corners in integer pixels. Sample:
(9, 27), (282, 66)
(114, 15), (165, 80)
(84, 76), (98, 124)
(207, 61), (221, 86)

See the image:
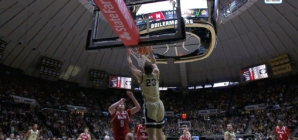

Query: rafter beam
(179, 63), (188, 88)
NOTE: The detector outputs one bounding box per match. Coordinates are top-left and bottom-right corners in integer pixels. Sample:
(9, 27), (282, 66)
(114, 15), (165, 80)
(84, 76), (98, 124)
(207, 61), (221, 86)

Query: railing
(219, 0), (249, 23)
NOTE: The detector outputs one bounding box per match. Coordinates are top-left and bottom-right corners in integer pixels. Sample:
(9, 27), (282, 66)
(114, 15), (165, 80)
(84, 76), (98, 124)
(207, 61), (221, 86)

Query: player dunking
(134, 117), (149, 140)
(179, 129), (191, 140)
(274, 120), (293, 140)
(109, 91), (141, 140)
(77, 128), (91, 140)
(127, 47), (165, 140)
(24, 124), (40, 140)
(224, 124), (236, 140)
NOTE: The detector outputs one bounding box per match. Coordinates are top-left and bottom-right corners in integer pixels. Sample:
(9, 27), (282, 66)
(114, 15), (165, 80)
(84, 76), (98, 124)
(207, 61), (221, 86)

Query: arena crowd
(0, 68), (297, 140)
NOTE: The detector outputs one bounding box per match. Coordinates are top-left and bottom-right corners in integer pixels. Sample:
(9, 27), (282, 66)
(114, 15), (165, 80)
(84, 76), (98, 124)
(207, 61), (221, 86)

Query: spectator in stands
(103, 132), (110, 140)
(6, 134), (15, 140)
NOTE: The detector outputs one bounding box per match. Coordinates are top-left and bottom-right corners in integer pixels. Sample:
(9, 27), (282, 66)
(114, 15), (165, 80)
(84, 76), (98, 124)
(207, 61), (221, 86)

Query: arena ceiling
(0, 0), (298, 88)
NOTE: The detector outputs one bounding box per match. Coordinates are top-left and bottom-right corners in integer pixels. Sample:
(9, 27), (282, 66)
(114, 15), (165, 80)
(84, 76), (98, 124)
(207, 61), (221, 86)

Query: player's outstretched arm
(36, 131), (40, 140)
(285, 127), (293, 140)
(108, 98), (126, 115)
(77, 133), (82, 140)
(126, 50), (142, 82)
(23, 130), (31, 140)
(148, 49), (160, 77)
(88, 134), (91, 140)
(224, 132), (229, 140)
(187, 131), (192, 138)
(126, 91), (141, 115)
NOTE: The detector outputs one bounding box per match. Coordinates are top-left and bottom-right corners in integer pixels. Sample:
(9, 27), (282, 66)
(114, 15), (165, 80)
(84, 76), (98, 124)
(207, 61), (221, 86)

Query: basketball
(137, 46), (151, 55)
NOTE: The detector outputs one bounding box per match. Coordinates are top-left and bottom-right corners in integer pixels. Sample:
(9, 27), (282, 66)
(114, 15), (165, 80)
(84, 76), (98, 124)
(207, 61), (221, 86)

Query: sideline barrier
(245, 104), (266, 111)
(67, 105), (87, 112)
(198, 109), (218, 115)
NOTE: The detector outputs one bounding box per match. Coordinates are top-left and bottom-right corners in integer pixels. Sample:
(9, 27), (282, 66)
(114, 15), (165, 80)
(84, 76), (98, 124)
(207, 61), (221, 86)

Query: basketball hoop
(127, 46), (151, 68)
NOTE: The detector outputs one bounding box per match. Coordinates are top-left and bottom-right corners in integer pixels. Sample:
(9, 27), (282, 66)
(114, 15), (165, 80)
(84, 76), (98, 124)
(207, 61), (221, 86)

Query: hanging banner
(270, 54), (289, 66)
(0, 39), (7, 60)
(272, 63), (292, 75)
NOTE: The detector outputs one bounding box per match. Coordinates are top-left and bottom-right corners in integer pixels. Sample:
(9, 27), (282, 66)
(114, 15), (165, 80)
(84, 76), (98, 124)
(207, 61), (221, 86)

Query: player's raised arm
(126, 91), (141, 115)
(77, 133), (82, 140)
(88, 134), (91, 140)
(36, 131), (40, 140)
(224, 132), (230, 140)
(188, 132), (192, 140)
(108, 98), (126, 115)
(126, 50), (142, 82)
(23, 130), (31, 140)
(148, 49), (159, 77)
(285, 127), (293, 140)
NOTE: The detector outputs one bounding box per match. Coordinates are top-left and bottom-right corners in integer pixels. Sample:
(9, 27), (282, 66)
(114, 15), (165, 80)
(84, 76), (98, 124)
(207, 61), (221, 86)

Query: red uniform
(180, 135), (190, 140)
(134, 124), (148, 140)
(111, 109), (131, 140)
(274, 126), (291, 140)
(81, 133), (89, 140)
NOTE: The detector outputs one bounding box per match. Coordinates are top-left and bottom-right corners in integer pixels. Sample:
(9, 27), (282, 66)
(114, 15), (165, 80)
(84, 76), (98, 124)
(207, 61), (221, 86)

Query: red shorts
(114, 134), (128, 140)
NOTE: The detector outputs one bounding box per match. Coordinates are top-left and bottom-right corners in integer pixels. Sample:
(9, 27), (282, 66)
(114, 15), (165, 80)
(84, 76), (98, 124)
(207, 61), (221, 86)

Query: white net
(127, 47), (149, 68)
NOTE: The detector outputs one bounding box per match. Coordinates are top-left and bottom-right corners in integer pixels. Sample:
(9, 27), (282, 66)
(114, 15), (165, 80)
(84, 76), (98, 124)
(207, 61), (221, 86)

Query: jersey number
(146, 79), (156, 87)
(120, 120), (124, 127)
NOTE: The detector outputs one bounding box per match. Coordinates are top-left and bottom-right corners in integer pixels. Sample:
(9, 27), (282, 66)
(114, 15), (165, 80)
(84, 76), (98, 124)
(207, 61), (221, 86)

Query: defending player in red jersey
(109, 91), (141, 140)
(77, 128), (91, 140)
(134, 117), (149, 140)
(179, 129), (191, 140)
(274, 120), (293, 140)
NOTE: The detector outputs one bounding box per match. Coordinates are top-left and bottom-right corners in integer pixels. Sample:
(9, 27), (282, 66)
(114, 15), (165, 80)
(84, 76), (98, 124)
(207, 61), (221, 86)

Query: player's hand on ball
(126, 91), (134, 98)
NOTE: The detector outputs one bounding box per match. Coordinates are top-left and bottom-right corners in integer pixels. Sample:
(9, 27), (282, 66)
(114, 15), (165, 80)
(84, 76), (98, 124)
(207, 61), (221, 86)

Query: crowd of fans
(39, 109), (88, 139)
(248, 106), (297, 139)
(207, 114), (249, 135)
(0, 101), (54, 139)
(0, 67), (298, 139)
(233, 79), (288, 110)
